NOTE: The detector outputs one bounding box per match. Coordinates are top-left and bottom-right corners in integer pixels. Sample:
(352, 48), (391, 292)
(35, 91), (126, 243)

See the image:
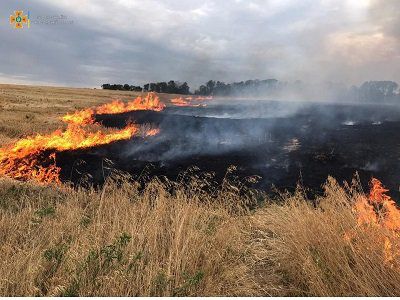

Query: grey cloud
(0, 0), (399, 88)
(368, 0), (400, 39)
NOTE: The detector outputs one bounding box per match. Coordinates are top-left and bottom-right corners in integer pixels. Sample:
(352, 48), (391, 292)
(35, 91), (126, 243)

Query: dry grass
(0, 84), (179, 145)
(1, 84), (400, 296)
(0, 176), (258, 296)
(1, 175), (400, 296)
(250, 177), (400, 296)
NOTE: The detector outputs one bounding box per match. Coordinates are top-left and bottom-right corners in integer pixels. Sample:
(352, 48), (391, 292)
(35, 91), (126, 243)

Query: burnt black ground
(55, 100), (400, 201)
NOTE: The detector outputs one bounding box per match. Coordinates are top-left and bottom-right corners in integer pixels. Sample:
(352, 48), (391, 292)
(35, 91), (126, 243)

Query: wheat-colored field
(1, 84), (400, 296)
(0, 84), (176, 145)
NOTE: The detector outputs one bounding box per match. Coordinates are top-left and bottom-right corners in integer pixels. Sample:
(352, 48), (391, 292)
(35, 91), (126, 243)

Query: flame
(349, 178), (400, 266)
(354, 194), (378, 226)
(0, 92), (165, 184)
(353, 178), (400, 230)
(146, 128), (160, 136)
(171, 97), (190, 107)
(0, 124), (140, 184)
(171, 97), (205, 107)
(96, 92), (165, 114)
(363, 178), (400, 231)
(62, 92), (165, 125)
(62, 108), (95, 125)
(195, 96), (213, 101)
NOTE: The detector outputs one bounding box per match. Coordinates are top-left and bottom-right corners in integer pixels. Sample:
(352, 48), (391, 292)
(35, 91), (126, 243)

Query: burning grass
(2, 84), (400, 296)
(0, 91), (164, 184)
(170, 95), (212, 107)
(63, 92), (165, 126)
(0, 123), (142, 183)
(1, 175), (400, 296)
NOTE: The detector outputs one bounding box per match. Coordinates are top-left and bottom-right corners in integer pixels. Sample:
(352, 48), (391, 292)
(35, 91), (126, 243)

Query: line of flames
(171, 96), (212, 107)
(0, 92), (164, 184)
(62, 92), (166, 126)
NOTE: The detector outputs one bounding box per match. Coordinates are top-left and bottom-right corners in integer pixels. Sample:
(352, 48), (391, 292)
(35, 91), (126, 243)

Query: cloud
(368, 0), (400, 39)
(0, 0), (399, 88)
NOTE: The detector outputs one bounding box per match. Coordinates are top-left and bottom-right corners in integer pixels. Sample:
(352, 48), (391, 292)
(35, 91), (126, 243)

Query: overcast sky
(0, 0), (399, 89)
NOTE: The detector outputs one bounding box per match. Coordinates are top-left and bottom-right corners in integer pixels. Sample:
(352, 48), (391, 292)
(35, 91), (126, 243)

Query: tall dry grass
(1, 175), (400, 296)
(250, 176), (400, 296)
(0, 176), (258, 296)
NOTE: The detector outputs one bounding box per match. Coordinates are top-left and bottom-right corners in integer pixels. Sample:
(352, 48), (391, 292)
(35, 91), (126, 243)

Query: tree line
(101, 79), (400, 103)
(102, 81), (189, 94)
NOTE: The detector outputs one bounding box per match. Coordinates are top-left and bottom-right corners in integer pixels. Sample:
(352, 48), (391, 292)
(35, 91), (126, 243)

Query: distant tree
(166, 81), (176, 93)
(130, 86), (143, 92)
(178, 82), (190, 94)
(158, 82), (168, 93)
(149, 83), (156, 92)
(360, 81), (399, 102)
(195, 85), (208, 95)
(206, 80), (215, 95)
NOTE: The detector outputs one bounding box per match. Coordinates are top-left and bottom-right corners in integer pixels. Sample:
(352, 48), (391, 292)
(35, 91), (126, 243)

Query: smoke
(119, 99), (400, 165)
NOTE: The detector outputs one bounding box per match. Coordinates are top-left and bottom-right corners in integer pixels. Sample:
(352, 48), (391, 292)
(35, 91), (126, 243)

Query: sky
(0, 0), (399, 89)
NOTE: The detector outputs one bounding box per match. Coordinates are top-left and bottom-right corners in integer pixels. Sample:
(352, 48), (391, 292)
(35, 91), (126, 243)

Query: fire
(0, 92), (165, 184)
(171, 97), (205, 107)
(146, 128), (160, 136)
(0, 124), (140, 184)
(96, 92), (165, 114)
(195, 96), (213, 101)
(354, 194), (378, 226)
(171, 97), (190, 107)
(350, 178), (400, 265)
(62, 108), (95, 125)
(61, 92), (165, 125)
(354, 178), (400, 231)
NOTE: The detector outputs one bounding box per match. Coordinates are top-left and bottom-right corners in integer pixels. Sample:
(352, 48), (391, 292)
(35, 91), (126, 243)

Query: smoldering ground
(54, 99), (399, 200)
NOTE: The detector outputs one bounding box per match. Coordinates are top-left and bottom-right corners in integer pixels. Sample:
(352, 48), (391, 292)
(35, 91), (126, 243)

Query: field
(0, 84), (177, 145)
(1, 84), (400, 296)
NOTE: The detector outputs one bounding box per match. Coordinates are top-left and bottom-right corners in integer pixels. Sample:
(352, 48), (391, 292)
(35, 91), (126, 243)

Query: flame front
(171, 97), (205, 107)
(0, 124), (140, 184)
(96, 92), (165, 114)
(195, 96), (213, 101)
(62, 108), (95, 125)
(63, 92), (165, 126)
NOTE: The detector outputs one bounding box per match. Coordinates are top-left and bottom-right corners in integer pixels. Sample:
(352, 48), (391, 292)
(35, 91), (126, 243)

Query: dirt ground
(0, 84), (176, 145)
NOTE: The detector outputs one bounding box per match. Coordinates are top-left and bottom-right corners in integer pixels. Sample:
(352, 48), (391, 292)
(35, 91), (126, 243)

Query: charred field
(3, 88), (400, 296)
(52, 100), (400, 201)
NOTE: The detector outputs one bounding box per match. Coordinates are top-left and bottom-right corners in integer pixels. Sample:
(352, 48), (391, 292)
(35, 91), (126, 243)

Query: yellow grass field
(1, 84), (400, 296)
(0, 84), (178, 146)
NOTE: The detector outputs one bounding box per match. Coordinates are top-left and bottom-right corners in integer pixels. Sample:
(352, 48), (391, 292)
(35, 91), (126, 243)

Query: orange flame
(171, 97), (205, 107)
(195, 96), (213, 101)
(1, 92), (164, 183)
(351, 178), (400, 265)
(62, 92), (165, 125)
(146, 128), (160, 136)
(354, 178), (400, 230)
(354, 194), (378, 226)
(62, 108), (95, 125)
(96, 92), (165, 115)
(0, 124), (140, 184)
